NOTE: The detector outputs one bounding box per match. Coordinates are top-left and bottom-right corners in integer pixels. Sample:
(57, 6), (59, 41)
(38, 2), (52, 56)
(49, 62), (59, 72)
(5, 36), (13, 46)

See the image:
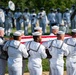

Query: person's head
(32, 32), (42, 43)
(18, 30), (24, 36)
(57, 31), (65, 41)
(40, 7), (44, 11)
(50, 8), (54, 12)
(5, 7), (10, 14)
(0, 27), (4, 37)
(65, 8), (69, 12)
(71, 29), (76, 38)
(52, 26), (59, 35)
(72, 5), (75, 10)
(13, 31), (22, 41)
(31, 9), (35, 13)
(17, 7), (20, 12)
(34, 26), (42, 34)
(57, 8), (60, 12)
(24, 8), (28, 12)
(54, 9), (57, 13)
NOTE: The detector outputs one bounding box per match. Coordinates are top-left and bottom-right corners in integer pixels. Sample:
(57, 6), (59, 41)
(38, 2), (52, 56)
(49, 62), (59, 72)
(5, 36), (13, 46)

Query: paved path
(5, 71), (66, 75)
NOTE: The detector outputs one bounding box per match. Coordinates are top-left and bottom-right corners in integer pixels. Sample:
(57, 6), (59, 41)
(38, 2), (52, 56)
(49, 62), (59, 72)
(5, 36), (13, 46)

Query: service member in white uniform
(4, 8), (13, 36)
(48, 8), (57, 33)
(47, 31), (69, 75)
(3, 31), (28, 75)
(65, 29), (76, 75)
(25, 32), (47, 75)
(14, 8), (22, 30)
(30, 9), (37, 33)
(18, 30), (26, 75)
(0, 27), (7, 75)
(63, 8), (71, 33)
(50, 25), (59, 35)
(38, 7), (47, 34)
(0, 8), (5, 27)
(23, 8), (30, 35)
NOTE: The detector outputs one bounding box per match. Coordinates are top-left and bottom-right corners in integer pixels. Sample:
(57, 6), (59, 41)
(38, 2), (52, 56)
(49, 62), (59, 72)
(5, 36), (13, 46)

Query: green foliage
(0, 0), (76, 12)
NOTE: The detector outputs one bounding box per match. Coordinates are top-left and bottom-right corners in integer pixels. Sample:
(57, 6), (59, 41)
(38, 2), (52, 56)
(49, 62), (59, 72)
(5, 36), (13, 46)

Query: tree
(0, 0), (76, 13)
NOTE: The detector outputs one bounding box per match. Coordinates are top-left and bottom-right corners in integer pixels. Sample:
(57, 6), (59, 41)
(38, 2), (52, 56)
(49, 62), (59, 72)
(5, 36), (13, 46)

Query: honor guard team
(0, 5), (76, 75)
(0, 26), (76, 75)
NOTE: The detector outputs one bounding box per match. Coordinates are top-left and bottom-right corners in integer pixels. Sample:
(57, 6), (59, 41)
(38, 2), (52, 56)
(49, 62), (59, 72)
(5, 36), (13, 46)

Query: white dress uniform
(3, 32), (28, 75)
(30, 13), (37, 33)
(38, 11), (47, 34)
(55, 12), (62, 26)
(65, 37), (76, 75)
(5, 11), (13, 36)
(14, 11), (22, 30)
(18, 30), (27, 75)
(0, 9), (5, 27)
(47, 39), (69, 75)
(48, 12), (57, 33)
(0, 37), (7, 75)
(25, 40), (47, 75)
(63, 10), (71, 33)
(44, 31), (69, 75)
(23, 12), (30, 35)
(73, 15), (76, 29)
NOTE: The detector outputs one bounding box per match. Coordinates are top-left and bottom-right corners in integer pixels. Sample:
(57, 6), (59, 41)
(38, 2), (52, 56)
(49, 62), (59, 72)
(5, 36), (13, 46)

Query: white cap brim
(34, 26), (42, 30)
(32, 32), (42, 36)
(72, 29), (76, 33)
(13, 31), (22, 36)
(18, 30), (24, 34)
(52, 26), (59, 29)
(0, 27), (4, 31)
(57, 31), (65, 35)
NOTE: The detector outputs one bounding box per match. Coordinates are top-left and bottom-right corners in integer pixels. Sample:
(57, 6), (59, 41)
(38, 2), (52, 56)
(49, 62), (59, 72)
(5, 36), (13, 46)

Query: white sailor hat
(32, 32), (42, 36)
(72, 29), (76, 33)
(57, 31), (65, 35)
(52, 26), (59, 30)
(13, 31), (22, 36)
(34, 26), (42, 30)
(0, 27), (4, 31)
(18, 30), (24, 34)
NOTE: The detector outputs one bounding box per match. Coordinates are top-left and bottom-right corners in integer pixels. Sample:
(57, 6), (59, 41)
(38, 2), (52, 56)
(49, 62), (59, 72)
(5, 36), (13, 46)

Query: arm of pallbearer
(3, 41), (10, 51)
(42, 41), (52, 59)
(40, 45), (47, 59)
(21, 44), (28, 58)
(1, 41), (9, 60)
(62, 43), (69, 57)
(45, 49), (52, 59)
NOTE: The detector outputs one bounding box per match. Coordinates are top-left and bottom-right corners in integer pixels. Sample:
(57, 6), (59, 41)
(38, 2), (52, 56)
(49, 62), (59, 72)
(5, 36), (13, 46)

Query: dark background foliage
(0, 0), (76, 12)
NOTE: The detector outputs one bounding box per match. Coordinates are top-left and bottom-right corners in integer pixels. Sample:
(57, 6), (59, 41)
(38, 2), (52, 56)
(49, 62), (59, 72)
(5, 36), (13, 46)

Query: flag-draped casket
(21, 35), (70, 44)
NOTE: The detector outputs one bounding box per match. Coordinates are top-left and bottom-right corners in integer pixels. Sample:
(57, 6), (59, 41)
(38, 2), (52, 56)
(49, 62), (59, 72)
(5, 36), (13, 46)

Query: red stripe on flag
(21, 35), (71, 44)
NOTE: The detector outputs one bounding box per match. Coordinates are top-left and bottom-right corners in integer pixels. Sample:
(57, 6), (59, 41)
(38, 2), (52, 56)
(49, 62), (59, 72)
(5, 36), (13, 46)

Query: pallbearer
(0, 27), (7, 75)
(65, 29), (76, 75)
(25, 32), (47, 75)
(45, 31), (69, 75)
(3, 31), (28, 75)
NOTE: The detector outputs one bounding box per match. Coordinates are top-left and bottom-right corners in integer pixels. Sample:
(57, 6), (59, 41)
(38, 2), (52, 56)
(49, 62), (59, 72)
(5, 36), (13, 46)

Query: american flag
(21, 35), (71, 44)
